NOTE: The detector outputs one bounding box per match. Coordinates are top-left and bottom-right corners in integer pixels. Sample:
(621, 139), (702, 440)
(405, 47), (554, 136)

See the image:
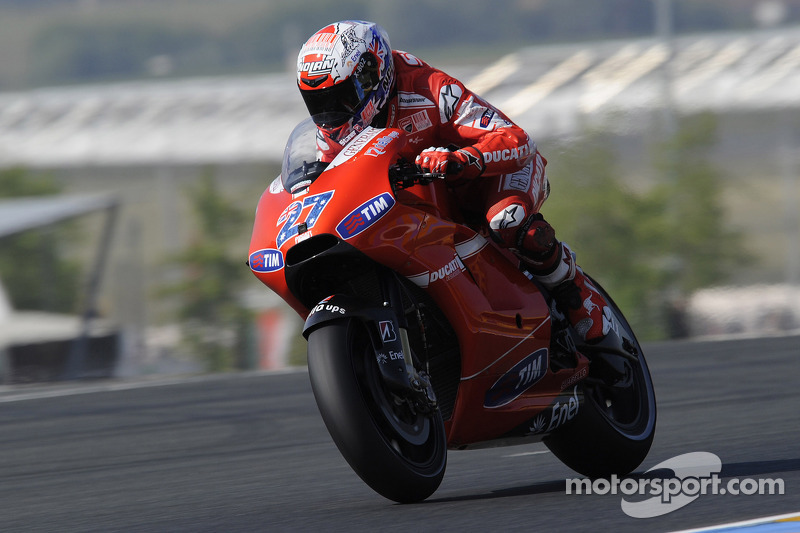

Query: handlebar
(389, 159), (446, 190)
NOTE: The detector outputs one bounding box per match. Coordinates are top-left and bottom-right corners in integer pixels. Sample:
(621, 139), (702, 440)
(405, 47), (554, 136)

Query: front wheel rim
(351, 324), (444, 469)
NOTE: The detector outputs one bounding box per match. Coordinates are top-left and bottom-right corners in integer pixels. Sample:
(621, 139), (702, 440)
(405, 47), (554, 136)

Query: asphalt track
(1, 334), (798, 532)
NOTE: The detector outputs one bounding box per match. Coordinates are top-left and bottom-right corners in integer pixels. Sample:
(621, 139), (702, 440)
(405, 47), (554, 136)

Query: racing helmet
(297, 21), (394, 137)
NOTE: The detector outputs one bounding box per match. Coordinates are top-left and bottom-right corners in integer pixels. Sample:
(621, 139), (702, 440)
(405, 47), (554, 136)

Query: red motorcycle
(248, 116), (656, 503)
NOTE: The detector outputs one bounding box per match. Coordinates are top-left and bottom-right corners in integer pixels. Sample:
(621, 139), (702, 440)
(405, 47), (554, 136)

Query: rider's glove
(415, 146), (485, 179)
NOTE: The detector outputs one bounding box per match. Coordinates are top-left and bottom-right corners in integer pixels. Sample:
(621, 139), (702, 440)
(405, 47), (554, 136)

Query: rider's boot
(514, 214), (608, 342)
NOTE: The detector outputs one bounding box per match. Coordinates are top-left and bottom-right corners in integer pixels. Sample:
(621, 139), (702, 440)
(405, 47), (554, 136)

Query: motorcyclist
(296, 20), (609, 342)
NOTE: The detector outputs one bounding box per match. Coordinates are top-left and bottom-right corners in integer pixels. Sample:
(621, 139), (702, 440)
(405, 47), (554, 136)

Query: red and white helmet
(297, 21), (394, 138)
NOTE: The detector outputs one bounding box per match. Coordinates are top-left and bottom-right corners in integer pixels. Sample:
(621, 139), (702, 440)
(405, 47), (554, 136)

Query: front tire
(307, 319), (447, 503)
(544, 278), (657, 478)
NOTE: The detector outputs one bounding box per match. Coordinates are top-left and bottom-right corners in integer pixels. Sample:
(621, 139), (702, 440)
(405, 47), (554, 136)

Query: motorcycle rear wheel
(544, 277), (657, 478)
(307, 319), (447, 503)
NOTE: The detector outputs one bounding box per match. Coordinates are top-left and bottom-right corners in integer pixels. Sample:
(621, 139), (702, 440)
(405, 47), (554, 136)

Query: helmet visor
(300, 77), (368, 128)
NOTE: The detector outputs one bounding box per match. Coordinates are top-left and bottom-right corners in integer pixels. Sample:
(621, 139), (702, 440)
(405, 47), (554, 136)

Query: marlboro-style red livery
(248, 119), (657, 503)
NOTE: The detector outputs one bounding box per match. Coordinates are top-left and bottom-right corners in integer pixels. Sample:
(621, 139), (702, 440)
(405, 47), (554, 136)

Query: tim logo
(249, 249), (284, 273)
(484, 348), (549, 408)
(378, 320), (397, 342)
(336, 193), (395, 239)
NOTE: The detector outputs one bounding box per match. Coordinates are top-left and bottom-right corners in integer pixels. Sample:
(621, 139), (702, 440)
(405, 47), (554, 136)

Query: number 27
(276, 191), (334, 248)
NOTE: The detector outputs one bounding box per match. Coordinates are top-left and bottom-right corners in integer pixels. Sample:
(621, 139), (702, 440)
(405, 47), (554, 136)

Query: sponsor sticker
(301, 32), (338, 54)
(269, 177), (284, 194)
(326, 127), (382, 170)
(308, 301), (347, 317)
(484, 348), (549, 408)
(503, 165), (533, 193)
(526, 386), (580, 434)
(398, 110), (434, 133)
(398, 91), (435, 109)
(431, 254), (465, 283)
(364, 130), (400, 157)
(378, 320), (397, 342)
(336, 192), (395, 239)
(480, 109), (494, 128)
(404, 253), (466, 289)
(483, 141), (535, 163)
(300, 58), (336, 77)
(560, 367), (588, 390)
(249, 248), (284, 273)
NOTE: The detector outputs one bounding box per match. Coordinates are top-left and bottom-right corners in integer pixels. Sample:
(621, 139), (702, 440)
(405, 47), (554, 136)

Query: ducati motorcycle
(248, 116), (657, 503)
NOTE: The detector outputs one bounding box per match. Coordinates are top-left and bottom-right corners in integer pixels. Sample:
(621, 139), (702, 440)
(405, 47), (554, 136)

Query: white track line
(0, 367), (306, 403)
(668, 511), (800, 533)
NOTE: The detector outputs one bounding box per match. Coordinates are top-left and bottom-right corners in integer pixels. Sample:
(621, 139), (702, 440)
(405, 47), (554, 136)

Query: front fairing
(249, 122), (416, 315)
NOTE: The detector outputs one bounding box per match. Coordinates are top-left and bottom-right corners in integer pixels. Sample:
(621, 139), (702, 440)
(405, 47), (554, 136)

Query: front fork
(302, 270), (438, 412)
(378, 269), (438, 412)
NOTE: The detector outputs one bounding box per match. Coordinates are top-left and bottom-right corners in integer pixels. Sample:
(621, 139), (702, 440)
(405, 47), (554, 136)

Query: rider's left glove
(415, 146), (485, 179)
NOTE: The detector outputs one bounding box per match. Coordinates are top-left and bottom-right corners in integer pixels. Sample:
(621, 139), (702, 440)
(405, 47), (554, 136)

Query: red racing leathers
(383, 51), (551, 259)
(321, 50), (550, 254)
(383, 51), (609, 341)
(319, 51), (609, 341)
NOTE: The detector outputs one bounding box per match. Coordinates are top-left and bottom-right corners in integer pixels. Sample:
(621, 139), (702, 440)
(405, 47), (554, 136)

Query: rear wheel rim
(587, 355), (652, 437)
(584, 278), (655, 440)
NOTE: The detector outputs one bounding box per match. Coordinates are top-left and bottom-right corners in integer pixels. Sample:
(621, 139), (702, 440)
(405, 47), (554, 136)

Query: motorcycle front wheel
(307, 319), (447, 503)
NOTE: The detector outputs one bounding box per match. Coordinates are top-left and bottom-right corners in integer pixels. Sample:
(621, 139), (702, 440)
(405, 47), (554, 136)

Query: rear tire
(307, 319), (447, 503)
(544, 278), (656, 478)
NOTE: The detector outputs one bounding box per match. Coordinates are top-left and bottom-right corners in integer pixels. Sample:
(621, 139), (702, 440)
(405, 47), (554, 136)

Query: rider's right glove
(415, 146), (485, 180)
